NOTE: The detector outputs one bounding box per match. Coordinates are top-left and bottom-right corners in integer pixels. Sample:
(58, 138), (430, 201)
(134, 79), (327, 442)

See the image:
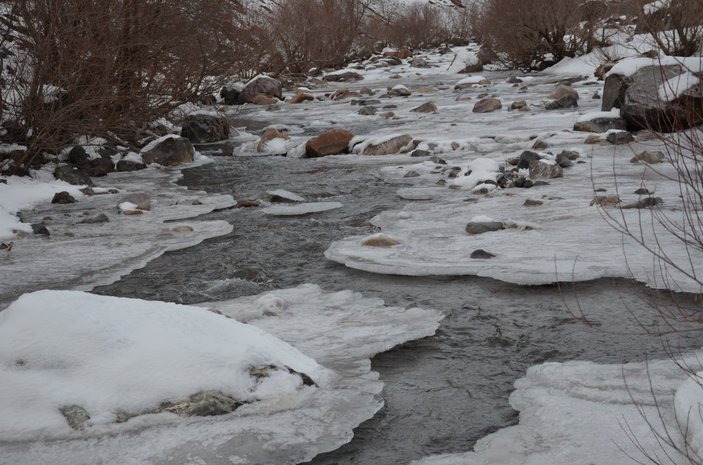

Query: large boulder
(67, 146), (115, 177)
(306, 129), (353, 157)
(141, 136), (195, 166)
(180, 114), (230, 143)
(237, 76), (282, 104)
(602, 64), (703, 131)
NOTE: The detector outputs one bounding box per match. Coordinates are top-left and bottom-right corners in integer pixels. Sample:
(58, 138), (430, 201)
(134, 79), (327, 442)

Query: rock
(431, 155), (447, 164)
(532, 139), (549, 150)
(473, 98), (502, 113)
(411, 57), (429, 67)
(121, 193), (151, 211)
(455, 94), (472, 102)
(361, 234), (400, 247)
(506, 76), (523, 84)
(635, 188), (652, 195)
(379, 111), (395, 119)
(471, 249), (496, 259)
(404, 170), (420, 178)
(411, 101), (437, 113)
(573, 116), (626, 133)
(559, 150), (580, 160)
(388, 85), (411, 97)
(54, 165), (93, 186)
(305, 129), (353, 157)
(529, 160), (563, 179)
(466, 221), (504, 235)
(604, 64), (703, 131)
(517, 151), (542, 169)
(180, 114), (230, 143)
(590, 195), (621, 207)
(79, 213), (109, 224)
(510, 100), (528, 111)
(142, 136), (195, 166)
(257, 129), (289, 152)
(116, 159), (147, 172)
(324, 71), (364, 82)
(555, 152), (574, 168)
(290, 91), (314, 104)
(416, 86), (438, 94)
(523, 199), (543, 207)
(238, 76), (282, 104)
(31, 223), (50, 236)
(219, 85), (240, 105)
(411, 149), (430, 157)
(361, 134), (413, 156)
(621, 197), (663, 209)
(237, 199), (259, 208)
(51, 191), (76, 204)
(548, 84), (579, 101)
(360, 87), (375, 95)
(606, 131), (634, 145)
(67, 146), (114, 177)
(631, 151), (664, 164)
(358, 106), (377, 116)
(68, 146), (90, 166)
(163, 391), (242, 417)
(172, 225), (194, 233)
(593, 91), (601, 100)
(383, 49), (412, 59)
(545, 94), (578, 109)
(60, 405), (91, 431)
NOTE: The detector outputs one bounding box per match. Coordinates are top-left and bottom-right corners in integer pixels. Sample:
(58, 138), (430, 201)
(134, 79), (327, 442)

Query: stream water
(95, 154), (703, 465)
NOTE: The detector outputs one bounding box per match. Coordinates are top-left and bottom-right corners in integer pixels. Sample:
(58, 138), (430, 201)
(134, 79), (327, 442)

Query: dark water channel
(96, 155), (703, 465)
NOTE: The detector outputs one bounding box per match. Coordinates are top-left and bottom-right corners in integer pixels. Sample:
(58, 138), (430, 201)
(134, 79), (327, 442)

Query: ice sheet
(0, 284), (443, 465)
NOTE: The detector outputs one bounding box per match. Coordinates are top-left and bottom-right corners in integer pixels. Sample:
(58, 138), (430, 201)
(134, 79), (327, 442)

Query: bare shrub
(475, 0), (598, 70)
(637, 0), (703, 57)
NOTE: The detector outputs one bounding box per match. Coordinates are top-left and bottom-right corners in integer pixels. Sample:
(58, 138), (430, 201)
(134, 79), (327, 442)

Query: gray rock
(466, 221), (504, 235)
(410, 149), (430, 157)
(545, 94), (578, 110)
(573, 116), (626, 133)
(51, 191), (76, 204)
(388, 86), (411, 97)
(116, 159), (146, 172)
(324, 71), (364, 82)
(121, 193), (151, 211)
(237, 76), (282, 104)
(558, 150), (580, 161)
(606, 131), (634, 145)
(555, 152), (574, 168)
(54, 165), (94, 186)
(165, 391), (243, 417)
(621, 197), (663, 209)
(471, 249), (496, 259)
(60, 405), (91, 430)
(361, 134), (413, 155)
(517, 151), (542, 170)
(529, 160), (563, 179)
(358, 106), (377, 116)
(411, 101), (437, 113)
(404, 170), (420, 178)
(180, 114), (230, 143)
(219, 85), (240, 105)
(523, 199), (544, 207)
(31, 223), (50, 235)
(142, 136), (195, 166)
(510, 100), (528, 111)
(79, 213), (109, 224)
(547, 84), (579, 101)
(473, 98), (502, 113)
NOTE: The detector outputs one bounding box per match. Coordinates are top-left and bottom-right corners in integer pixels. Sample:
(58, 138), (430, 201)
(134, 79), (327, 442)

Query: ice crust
(262, 201), (343, 216)
(0, 284), (443, 465)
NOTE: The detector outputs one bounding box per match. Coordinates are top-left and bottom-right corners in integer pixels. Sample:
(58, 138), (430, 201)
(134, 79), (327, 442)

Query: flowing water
(95, 154), (703, 465)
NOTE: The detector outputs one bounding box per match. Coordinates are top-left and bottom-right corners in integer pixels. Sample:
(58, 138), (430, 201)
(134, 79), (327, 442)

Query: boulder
(54, 164), (94, 186)
(180, 114), (230, 143)
(324, 71), (364, 82)
(116, 159), (147, 172)
(548, 84), (579, 101)
(141, 136), (195, 166)
(510, 100), (528, 111)
(52, 191), (76, 204)
(411, 101), (437, 113)
(473, 98), (502, 113)
(237, 76), (282, 104)
(388, 85), (411, 97)
(466, 221), (504, 235)
(219, 85), (240, 105)
(573, 116), (626, 133)
(67, 146), (114, 177)
(545, 94), (578, 109)
(361, 134), (413, 156)
(517, 150), (542, 169)
(606, 131), (634, 145)
(529, 160), (563, 179)
(305, 129), (353, 157)
(603, 64), (703, 131)
(411, 57), (429, 68)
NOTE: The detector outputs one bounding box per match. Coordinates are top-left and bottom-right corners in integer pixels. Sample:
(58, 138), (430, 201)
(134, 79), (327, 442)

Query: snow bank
(413, 355), (701, 465)
(609, 56), (703, 78)
(0, 176), (84, 240)
(0, 290), (323, 441)
(1, 284), (443, 465)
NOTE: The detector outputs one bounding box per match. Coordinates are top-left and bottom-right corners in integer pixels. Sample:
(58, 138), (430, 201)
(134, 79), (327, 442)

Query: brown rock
(290, 92), (314, 104)
(252, 95), (279, 105)
(548, 84), (579, 101)
(305, 129), (354, 158)
(142, 136), (195, 166)
(257, 129), (289, 152)
(238, 76), (282, 104)
(473, 98), (502, 113)
(362, 134), (413, 156)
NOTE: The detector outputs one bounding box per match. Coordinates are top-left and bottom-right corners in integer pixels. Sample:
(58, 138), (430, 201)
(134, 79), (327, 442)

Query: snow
(609, 56), (703, 78)
(659, 71), (701, 102)
(412, 354), (701, 465)
(266, 189), (306, 202)
(455, 75), (487, 86)
(575, 109), (621, 122)
(0, 176), (84, 240)
(140, 134), (181, 154)
(1, 285), (443, 465)
(262, 201), (343, 216)
(0, 290), (324, 441)
(450, 158), (500, 190)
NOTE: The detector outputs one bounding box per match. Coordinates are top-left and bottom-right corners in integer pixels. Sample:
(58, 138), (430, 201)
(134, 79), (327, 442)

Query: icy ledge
(412, 354), (703, 465)
(0, 165), (235, 310)
(0, 284), (443, 465)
